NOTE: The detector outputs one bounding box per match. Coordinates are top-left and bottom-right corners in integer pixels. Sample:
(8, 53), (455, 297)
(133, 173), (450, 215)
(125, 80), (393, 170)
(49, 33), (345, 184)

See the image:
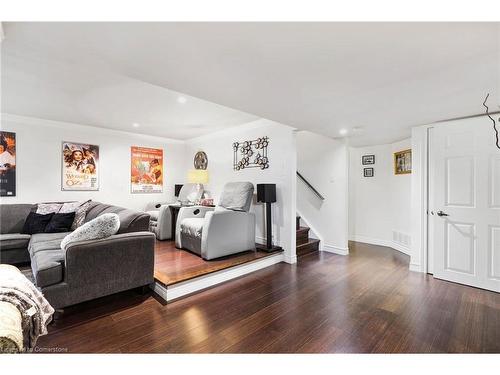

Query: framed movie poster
(131, 146), (163, 193)
(62, 141), (99, 191)
(0, 131), (16, 196)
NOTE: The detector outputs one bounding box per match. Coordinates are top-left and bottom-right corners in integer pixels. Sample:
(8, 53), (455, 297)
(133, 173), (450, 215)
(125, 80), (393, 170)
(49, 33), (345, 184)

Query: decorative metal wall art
(233, 137), (269, 171)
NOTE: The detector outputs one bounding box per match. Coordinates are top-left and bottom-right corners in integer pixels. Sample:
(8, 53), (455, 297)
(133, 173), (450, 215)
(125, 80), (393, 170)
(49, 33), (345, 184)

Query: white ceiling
(2, 22), (499, 145)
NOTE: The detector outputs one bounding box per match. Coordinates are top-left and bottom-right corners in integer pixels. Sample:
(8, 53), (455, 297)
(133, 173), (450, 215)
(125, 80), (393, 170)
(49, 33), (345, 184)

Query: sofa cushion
(31, 249), (64, 287)
(0, 233), (31, 250)
(84, 202), (149, 233)
(180, 218), (204, 238)
(0, 204), (36, 234)
(60, 213), (120, 250)
(28, 232), (69, 255)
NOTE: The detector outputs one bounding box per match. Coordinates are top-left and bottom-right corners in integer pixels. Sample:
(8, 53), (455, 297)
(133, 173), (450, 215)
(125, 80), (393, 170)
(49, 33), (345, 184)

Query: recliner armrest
(145, 201), (172, 212)
(175, 205), (215, 247)
(201, 210), (256, 260)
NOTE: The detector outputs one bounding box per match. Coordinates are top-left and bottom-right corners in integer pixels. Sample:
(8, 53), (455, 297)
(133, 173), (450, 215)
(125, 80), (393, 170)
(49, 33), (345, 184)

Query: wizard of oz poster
(62, 141), (99, 191)
(131, 146), (163, 193)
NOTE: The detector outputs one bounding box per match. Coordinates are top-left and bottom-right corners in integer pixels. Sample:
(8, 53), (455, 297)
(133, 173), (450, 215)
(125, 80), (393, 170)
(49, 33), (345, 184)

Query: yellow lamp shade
(187, 169), (209, 184)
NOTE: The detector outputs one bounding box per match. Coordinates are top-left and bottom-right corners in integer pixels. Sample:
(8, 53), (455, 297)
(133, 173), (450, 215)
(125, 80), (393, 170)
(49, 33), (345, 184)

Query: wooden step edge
(296, 239), (320, 256)
(296, 237), (309, 246)
(296, 238), (320, 249)
(296, 226), (310, 234)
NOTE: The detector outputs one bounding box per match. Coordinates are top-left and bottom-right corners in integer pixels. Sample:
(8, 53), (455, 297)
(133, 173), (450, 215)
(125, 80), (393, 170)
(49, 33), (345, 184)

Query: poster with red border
(131, 146), (163, 193)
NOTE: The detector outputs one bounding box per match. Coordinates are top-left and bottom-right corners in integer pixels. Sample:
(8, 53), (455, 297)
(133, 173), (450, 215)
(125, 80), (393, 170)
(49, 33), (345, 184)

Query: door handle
(436, 210), (449, 217)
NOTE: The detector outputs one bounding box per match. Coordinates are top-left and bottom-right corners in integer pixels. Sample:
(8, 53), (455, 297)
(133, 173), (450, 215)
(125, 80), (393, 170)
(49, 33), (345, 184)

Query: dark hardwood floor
(154, 240), (281, 286)
(37, 241), (500, 353)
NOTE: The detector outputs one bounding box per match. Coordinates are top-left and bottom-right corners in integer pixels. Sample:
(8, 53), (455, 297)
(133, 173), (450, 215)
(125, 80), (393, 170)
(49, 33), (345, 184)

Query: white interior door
(431, 117), (500, 292)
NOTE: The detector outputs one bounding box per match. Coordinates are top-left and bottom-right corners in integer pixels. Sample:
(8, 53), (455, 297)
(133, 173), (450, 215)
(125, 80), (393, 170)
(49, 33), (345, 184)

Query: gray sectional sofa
(0, 202), (155, 309)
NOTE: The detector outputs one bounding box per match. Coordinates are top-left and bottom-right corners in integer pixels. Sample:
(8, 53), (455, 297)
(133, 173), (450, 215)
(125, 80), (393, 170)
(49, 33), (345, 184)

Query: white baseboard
(322, 244), (349, 256)
(255, 236), (296, 264)
(153, 252), (285, 302)
(409, 263), (423, 273)
(349, 235), (411, 256)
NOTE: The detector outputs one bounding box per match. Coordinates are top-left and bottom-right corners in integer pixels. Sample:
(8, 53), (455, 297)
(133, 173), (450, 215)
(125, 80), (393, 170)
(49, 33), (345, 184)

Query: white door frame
(411, 124), (433, 274)
(423, 126), (433, 274)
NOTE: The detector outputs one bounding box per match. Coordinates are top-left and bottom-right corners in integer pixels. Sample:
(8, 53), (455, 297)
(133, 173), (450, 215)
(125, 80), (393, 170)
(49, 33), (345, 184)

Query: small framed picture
(363, 167), (374, 177)
(362, 155), (375, 165)
(394, 149), (412, 175)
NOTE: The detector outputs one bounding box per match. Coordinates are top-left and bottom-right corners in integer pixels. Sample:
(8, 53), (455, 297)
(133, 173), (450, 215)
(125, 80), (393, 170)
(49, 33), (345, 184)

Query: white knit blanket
(0, 264), (54, 350)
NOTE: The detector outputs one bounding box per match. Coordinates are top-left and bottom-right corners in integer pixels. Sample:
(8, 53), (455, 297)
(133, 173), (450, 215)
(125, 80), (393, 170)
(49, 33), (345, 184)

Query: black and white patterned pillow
(36, 203), (62, 215)
(60, 213), (120, 250)
(59, 200), (92, 230)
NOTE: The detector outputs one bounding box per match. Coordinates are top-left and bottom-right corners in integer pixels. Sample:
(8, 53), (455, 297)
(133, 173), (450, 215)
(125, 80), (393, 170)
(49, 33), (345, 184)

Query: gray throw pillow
(60, 213), (120, 250)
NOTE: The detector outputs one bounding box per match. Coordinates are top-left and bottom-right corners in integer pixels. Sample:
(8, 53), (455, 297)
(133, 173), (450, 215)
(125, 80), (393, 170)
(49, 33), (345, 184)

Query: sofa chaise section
(0, 203), (34, 264)
(0, 202), (155, 309)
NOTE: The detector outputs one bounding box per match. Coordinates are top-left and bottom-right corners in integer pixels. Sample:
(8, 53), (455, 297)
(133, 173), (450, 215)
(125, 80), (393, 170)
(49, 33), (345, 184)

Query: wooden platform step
(296, 239), (320, 257)
(296, 226), (310, 245)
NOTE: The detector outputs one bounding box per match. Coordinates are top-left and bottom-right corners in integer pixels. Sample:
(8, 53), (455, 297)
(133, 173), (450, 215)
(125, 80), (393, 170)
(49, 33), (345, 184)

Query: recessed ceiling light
(132, 123), (140, 128)
(339, 128), (348, 136)
(177, 96), (187, 104)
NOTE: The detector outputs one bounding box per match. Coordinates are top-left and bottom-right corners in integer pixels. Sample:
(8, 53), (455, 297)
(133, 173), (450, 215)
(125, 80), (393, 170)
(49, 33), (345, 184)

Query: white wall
(349, 138), (412, 254)
(0, 113), (187, 210)
(186, 119), (297, 263)
(296, 131), (349, 254)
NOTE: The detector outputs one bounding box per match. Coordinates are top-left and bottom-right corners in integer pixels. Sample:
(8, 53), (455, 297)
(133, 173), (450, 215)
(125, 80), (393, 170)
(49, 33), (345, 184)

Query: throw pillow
(60, 213), (120, 250)
(59, 199), (92, 230)
(21, 212), (54, 234)
(36, 203), (62, 215)
(44, 212), (76, 233)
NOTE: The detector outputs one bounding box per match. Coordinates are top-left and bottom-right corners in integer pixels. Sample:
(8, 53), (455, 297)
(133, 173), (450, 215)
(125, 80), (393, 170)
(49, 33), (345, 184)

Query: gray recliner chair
(145, 183), (204, 240)
(175, 182), (256, 260)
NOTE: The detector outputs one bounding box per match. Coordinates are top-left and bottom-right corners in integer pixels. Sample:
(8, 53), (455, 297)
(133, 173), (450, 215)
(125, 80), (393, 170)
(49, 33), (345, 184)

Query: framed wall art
(362, 154), (375, 165)
(363, 167), (374, 177)
(394, 149), (412, 175)
(0, 131), (16, 196)
(62, 141), (99, 191)
(131, 146), (163, 193)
